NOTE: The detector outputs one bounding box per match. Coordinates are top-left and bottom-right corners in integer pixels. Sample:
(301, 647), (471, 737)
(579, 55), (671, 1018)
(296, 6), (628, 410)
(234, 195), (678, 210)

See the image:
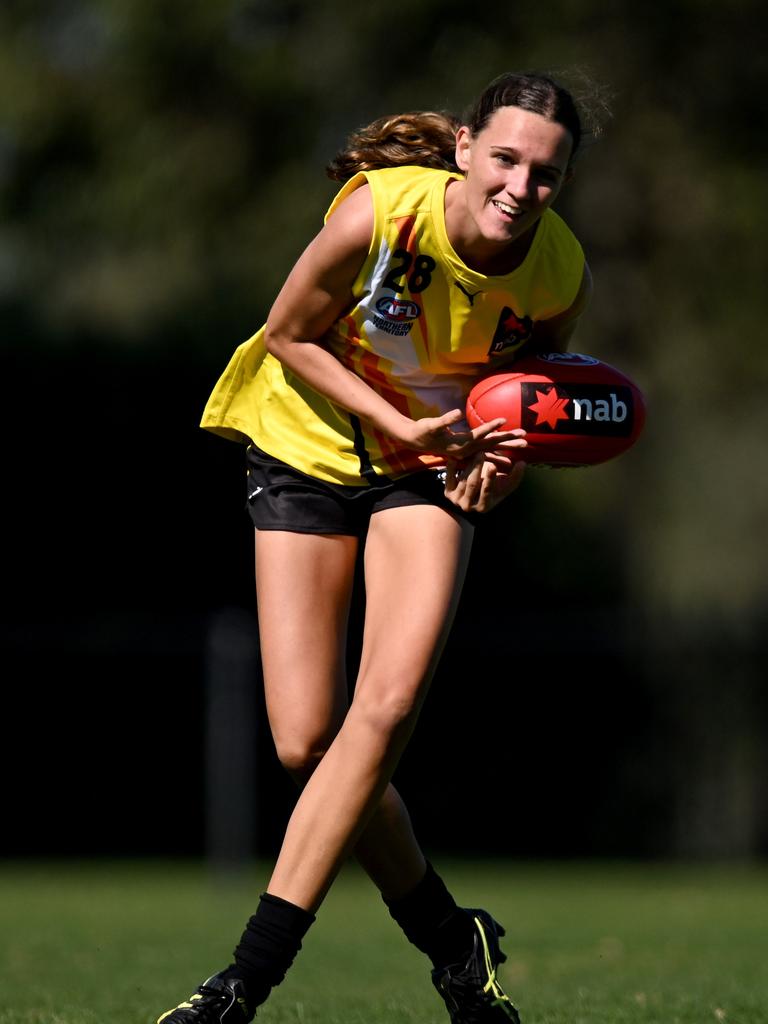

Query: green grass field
(1, 860), (766, 1024)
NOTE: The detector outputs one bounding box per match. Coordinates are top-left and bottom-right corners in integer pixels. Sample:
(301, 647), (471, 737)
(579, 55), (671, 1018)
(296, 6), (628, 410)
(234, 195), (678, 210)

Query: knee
(352, 684), (422, 744)
(273, 734), (330, 786)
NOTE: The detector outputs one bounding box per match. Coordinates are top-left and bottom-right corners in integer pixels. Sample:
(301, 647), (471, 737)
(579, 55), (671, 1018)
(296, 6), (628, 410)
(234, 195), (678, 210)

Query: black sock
(383, 862), (475, 968)
(229, 892), (316, 1006)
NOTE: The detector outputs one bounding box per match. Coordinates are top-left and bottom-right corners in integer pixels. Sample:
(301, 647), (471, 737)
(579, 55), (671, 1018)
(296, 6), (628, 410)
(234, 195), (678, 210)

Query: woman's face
(454, 105), (573, 251)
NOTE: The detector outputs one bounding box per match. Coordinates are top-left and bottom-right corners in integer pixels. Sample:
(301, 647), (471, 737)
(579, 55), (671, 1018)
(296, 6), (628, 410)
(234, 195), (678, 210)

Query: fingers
(409, 410), (526, 460)
(461, 457), (485, 507)
(471, 416), (508, 438)
(445, 454), (526, 513)
(444, 426), (527, 459)
(434, 408), (466, 429)
(463, 423), (527, 455)
(444, 453), (484, 510)
(489, 430), (527, 446)
(410, 409), (473, 454)
(484, 448), (523, 470)
(482, 460), (526, 510)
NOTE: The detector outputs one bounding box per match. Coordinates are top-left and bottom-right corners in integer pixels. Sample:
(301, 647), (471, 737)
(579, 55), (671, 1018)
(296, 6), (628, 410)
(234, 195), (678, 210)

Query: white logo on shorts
(248, 487), (263, 499)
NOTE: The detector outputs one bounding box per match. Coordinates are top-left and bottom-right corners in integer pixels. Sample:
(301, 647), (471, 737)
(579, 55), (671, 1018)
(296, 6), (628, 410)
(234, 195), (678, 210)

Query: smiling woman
(448, 106), (574, 273)
(156, 71), (605, 1024)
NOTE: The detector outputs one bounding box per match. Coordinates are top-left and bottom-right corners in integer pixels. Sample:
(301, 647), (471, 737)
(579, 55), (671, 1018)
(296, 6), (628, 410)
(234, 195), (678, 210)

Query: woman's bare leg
(264, 505), (473, 912)
(255, 528), (434, 901)
(254, 529), (356, 776)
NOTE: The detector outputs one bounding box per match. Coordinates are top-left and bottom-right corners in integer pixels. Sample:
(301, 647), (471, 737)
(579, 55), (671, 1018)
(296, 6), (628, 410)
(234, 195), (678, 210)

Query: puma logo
(455, 281), (482, 306)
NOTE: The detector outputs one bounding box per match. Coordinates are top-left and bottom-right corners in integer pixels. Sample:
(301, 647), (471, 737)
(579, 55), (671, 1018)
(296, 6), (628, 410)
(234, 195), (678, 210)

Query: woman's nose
(505, 165), (532, 201)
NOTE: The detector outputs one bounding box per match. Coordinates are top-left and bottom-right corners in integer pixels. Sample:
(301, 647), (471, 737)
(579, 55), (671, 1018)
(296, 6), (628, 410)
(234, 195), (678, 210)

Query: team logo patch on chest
(489, 306), (534, 355)
(372, 296), (421, 336)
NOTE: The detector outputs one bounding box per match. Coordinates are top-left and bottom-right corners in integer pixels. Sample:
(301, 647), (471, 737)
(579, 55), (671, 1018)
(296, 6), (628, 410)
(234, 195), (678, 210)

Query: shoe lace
(473, 916), (518, 1021)
(199, 983), (229, 1003)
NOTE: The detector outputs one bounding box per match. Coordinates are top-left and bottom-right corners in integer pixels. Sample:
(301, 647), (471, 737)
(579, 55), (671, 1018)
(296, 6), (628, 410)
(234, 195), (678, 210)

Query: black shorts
(245, 445), (473, 536)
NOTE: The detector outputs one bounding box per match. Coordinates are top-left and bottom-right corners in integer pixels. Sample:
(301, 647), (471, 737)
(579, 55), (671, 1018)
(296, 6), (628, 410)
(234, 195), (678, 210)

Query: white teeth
(492, 200), (521, 216)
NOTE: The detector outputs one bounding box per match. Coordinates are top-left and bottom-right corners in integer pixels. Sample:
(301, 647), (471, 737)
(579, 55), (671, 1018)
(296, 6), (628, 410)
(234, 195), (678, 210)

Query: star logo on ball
(528, 386), (571, 429)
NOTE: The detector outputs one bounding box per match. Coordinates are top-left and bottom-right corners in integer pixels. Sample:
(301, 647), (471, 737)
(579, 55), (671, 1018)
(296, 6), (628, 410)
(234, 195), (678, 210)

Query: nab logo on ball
(465, 352), (646, 467)
(522, 383), (634, 436)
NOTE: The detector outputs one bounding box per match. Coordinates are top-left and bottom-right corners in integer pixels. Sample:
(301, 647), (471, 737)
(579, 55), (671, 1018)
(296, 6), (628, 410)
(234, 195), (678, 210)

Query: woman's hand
(444, 446), (527, 513)
(401, 408), (526, 460)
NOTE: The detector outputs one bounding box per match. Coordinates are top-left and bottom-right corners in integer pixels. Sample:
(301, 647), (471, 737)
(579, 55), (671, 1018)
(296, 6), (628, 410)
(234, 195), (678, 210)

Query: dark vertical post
(205, 607), (260, 873)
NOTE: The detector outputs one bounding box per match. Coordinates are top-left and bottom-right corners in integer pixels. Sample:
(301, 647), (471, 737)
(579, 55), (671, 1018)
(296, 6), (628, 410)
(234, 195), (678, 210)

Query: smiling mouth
(492, 199), (524, 219)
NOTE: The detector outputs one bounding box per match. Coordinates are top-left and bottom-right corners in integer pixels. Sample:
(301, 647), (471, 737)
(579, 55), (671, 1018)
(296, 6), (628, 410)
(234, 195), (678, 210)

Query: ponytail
(327, 71), (605, 182)
(326, 111), (460, 182)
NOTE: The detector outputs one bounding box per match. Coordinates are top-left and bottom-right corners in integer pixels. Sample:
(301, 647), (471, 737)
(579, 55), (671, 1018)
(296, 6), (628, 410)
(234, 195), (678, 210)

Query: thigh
(254, 529), (359, 754)
(356, 504), (474, 711)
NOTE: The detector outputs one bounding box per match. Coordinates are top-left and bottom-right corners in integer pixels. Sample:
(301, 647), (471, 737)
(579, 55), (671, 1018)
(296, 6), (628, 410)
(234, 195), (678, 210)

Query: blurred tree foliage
(2, 0), (766, 857)
(3, 0), (767, 614)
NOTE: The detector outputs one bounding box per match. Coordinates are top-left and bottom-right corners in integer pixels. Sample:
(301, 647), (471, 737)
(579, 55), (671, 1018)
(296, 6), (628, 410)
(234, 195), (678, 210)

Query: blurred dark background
(2, 0), (766, 862)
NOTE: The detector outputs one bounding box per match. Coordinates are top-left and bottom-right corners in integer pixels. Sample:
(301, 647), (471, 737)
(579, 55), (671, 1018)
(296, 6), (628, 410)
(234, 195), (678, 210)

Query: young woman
(157, 71), (594, 1024)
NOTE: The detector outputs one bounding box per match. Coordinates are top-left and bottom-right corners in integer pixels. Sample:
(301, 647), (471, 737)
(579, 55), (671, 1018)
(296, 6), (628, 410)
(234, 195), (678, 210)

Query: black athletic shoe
(431, 909), (521, 1024)
(156, 970), (254, 1023)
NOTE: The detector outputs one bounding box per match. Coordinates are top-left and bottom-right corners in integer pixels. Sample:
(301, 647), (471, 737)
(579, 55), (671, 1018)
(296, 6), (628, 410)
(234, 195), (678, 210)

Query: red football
(466, 352), (646, 467)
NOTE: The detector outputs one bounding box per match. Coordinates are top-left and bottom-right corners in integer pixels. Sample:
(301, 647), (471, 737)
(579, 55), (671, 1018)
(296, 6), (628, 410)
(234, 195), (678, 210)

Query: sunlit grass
(1, 861), (766, 1024)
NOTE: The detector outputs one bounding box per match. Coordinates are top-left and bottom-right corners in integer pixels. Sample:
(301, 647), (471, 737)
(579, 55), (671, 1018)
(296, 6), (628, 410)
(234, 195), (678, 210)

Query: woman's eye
(495, 153), (515, 166)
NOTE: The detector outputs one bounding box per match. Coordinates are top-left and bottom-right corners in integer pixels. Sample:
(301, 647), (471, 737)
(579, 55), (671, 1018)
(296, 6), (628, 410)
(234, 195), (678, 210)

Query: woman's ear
(454, 126), (472, 172)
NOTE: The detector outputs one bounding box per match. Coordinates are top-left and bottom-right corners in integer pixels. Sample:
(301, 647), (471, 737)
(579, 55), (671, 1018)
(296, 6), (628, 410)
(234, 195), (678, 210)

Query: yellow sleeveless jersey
(201, 165), (584, 485)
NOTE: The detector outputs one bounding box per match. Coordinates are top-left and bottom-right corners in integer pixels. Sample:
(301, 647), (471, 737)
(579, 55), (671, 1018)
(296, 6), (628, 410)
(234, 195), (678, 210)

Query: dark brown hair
(327, 70), (605, 182)
(464, 71), (584, 157)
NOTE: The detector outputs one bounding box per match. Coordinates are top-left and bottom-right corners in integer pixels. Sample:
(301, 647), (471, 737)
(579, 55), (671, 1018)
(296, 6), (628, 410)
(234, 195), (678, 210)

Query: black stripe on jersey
(349, 414), (389, 488)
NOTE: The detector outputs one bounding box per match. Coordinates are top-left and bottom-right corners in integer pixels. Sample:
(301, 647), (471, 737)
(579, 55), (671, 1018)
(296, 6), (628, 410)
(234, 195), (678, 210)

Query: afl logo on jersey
(372, 296), (421, 336)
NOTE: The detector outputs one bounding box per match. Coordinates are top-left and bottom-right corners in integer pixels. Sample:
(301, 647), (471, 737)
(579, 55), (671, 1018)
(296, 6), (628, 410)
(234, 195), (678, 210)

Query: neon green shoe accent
(474, 916), (518, 1019)
(158, 1007), (187, 1023)
(157, 994), (201, 1022)
(155, 971), (254, 1024)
